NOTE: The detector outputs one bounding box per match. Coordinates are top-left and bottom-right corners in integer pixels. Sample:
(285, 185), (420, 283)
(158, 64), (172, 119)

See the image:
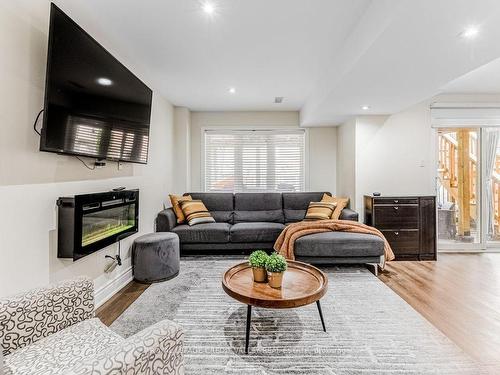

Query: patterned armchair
(0, 278), (184, 375)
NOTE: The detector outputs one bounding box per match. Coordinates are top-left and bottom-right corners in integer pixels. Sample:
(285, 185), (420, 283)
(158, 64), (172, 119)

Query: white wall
(336, 95), (500, 223)
(308, 126), (337, 193)
(173, 107), (191, 193)
(336, 102), (436, 221)
(189, 111), (337, 193)
(0, 2), (176, 302)
(336, 119), (356, 207)
(355, 107), (435, 203)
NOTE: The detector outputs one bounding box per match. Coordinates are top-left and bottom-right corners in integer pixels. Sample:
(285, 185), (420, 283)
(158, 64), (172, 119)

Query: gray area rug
(111, 257), (484, 374)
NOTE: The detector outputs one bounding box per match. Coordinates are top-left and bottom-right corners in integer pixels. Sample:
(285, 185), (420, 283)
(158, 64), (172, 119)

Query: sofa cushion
(294, 232), (384, 257)
(304, 202), (336, 221)
(234, 193), (284, 223)
(169, 194), (192, 224)
(179, 200), (216, 226)
(234, 193), (282, 210)
(321, 194), (349, 220)
(187, 193), (234, 210)
(209, 211), (234, 223)
(283, 208), (359, 223)
(234, 210), (284, 223)
(230, 222), (285, 243)
(282, 192), (328, 210)
(172, 222), (231, 243)
(283, 209), (306, 223)
(339, 208), (359, 221)
(4, 318), (123, 375)
(282, 192), (329, 223)
(182, 242), (275, 251)
(187, 193), (234, 223)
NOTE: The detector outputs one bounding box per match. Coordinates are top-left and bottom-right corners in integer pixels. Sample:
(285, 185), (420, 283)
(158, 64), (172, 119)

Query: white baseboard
(94, 266), (133, 308)
(438, 249), (500, 253)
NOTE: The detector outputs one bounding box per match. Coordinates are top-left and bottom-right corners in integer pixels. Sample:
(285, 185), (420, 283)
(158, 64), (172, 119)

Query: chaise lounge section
(156, 192), (385, 265)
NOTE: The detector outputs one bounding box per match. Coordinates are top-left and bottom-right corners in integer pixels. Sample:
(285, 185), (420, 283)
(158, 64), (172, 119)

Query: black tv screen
(40, 4), (153, 164)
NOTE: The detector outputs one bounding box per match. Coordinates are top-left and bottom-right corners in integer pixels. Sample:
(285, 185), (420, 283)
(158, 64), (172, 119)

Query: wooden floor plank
(96, 281), (149, 327)
(379, 253), (500, 366)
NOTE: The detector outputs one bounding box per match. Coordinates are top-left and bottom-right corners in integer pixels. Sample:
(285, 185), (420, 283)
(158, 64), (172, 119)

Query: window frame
(201, 126), (309, 192)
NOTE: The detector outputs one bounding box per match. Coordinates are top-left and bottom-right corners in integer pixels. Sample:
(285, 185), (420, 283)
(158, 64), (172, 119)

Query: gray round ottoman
(132, 232), (180, 283)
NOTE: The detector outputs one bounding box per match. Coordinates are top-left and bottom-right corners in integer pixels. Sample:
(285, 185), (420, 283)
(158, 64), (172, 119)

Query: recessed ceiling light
(362, 105), (370, 110)
(229, 87), (236, 94)
(461, 25), (480, 39)
(97, 77), (113, 86)
(202, 2), (216, 15)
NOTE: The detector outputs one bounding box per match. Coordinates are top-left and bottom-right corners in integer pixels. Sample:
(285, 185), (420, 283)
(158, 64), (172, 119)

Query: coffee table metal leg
(316, 300), (326, 332)
(245, 305), (252, 354)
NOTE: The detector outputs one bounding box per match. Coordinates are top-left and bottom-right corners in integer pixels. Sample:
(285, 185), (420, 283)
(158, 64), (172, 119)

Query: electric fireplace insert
(57, 189), (139, 260)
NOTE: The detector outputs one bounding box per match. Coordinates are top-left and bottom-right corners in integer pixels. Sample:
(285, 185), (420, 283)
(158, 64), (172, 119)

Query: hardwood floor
(379, 253), (500, 368)
(97, 253), (500, 369)
(96, 281), (149, 326)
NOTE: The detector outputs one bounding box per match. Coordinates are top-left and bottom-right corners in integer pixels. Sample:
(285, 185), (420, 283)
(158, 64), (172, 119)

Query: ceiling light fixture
(202, 2), (216, 15)
(461, 25), (480, 39)
(362, 105), (370, 110)
(97, 77), (113, 86)
(229, 87), (236, 94)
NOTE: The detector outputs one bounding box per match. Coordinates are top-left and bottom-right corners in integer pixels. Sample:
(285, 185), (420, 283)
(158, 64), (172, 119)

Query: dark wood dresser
(364, 195), (437, 261)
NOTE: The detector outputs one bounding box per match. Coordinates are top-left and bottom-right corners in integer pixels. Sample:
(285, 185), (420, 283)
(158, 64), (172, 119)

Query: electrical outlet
(118, 161), (123, 170)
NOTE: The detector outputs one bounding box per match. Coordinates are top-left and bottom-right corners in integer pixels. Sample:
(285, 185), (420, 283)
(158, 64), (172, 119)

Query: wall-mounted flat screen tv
(40, 4), (153, 164)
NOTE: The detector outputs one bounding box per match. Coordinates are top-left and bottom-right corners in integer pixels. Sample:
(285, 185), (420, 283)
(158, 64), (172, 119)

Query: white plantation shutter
(204, 130), (305, 192)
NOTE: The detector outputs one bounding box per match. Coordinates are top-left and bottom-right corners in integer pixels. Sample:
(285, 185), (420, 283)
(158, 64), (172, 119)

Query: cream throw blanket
(274, 219), (395, 263)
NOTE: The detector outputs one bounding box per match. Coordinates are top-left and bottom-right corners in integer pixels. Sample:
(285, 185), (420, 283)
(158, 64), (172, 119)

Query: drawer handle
(393, 206), (399, 210)
(395, 232), (399, 235)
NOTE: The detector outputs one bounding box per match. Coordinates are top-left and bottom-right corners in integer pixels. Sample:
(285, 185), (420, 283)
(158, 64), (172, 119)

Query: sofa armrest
(0, 277), (94, 356)
(70, 319), (184, 375)
(156, 208), (178, 232)
(339, 208), (359, 222)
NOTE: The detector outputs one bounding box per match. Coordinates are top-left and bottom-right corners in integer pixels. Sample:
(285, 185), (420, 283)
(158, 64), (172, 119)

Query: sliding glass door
(483, 128), (500, 246)
(437, 128), (481, 248)
(437, 127), (500, 250)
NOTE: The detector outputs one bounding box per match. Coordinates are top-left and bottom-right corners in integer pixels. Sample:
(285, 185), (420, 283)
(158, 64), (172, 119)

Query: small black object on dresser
(364, 195), (437, 261)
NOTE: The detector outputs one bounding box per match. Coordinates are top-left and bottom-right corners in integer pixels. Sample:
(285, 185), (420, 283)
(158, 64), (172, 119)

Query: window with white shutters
(204, 129), (305, 192)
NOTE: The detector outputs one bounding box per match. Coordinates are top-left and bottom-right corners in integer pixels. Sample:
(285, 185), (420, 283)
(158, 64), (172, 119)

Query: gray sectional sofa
(156, 192), (385, 265)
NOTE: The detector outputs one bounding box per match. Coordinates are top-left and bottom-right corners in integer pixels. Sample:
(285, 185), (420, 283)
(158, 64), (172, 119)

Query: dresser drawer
(374, 205), (418, 229)
(374, 197), (419, 205)
(383, 230), (420, 255)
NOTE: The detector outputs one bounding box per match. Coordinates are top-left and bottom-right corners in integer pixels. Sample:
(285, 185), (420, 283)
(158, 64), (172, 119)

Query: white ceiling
(57, 0), (369, 112)
(441, 57), (500, 94)
(55, 0), (500, 126)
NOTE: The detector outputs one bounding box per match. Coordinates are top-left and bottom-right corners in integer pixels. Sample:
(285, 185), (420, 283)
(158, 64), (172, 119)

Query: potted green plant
(265, 253), (288, 288)
(248, 250), (269, 283)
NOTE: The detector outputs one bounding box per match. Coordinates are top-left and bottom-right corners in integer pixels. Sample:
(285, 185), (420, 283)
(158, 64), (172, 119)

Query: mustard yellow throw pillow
(304, 201), (337, 221)
(180, 200), (216, 226)
(169, 194), (192, 224)
(322, 193), (349, 220)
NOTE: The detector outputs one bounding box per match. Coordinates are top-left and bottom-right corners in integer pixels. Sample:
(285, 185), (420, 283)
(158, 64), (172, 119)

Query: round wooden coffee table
(222, 260), (328, 353)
